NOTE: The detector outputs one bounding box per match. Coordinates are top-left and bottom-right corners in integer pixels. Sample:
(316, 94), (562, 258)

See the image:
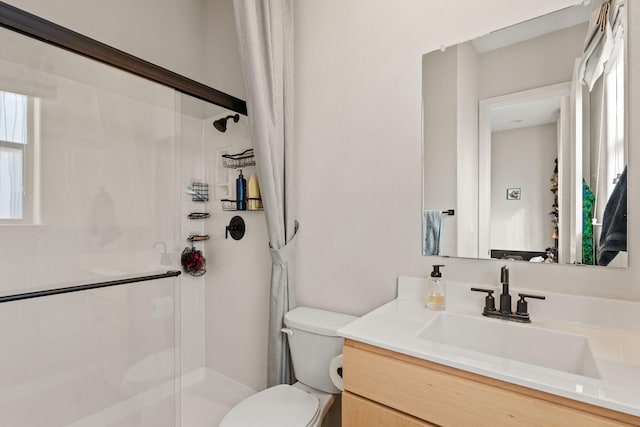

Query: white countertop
(338, 276), (640, 417)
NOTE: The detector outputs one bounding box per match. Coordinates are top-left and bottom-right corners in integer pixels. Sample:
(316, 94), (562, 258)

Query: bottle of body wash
(236, 169), (247, 210)
(426, 264), (446, 310)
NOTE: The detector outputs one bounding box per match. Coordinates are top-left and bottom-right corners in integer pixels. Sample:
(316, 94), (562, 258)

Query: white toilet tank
(284, 307), (356, 394)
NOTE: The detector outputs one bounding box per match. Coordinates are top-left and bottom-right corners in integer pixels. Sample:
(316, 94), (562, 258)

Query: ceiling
(490, 96), (563, 132)
(472, 3), (591, 54)
(482, 4), (592, 132)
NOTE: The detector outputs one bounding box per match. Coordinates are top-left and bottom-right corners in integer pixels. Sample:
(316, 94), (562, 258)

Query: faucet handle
(471, 287), (494, 294)
(470, 287), (496, 312)
(516, 293), (546, 316)
(500, 265), (509, 284)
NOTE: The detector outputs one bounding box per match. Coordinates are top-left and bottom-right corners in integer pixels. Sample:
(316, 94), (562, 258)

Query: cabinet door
(343, 343), (634, 427)
(343, 392), (435, 427)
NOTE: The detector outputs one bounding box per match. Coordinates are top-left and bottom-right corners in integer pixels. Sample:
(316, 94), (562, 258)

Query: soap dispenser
(426, 264), (446, 311)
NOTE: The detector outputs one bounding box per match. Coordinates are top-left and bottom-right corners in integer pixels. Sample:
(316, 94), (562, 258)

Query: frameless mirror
(422, 1), (627, 267)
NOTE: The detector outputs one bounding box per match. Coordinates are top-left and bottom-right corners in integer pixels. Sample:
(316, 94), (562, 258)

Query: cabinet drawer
(343, 342), (633, 427)
(343, 392), (435, 427)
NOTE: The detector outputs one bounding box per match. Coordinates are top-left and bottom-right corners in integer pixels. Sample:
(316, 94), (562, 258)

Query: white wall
(203, 0), (246, 99)
(490, 124), (557, 251)
(422, 41), (479, 258)
(456, 41), (480, 258)
(5, 0), (207, 85)
(4, 0), (247, 97)
(294, 0), (640, 317)
(422, 47), (458, 255)
(479, 23), (587, 99)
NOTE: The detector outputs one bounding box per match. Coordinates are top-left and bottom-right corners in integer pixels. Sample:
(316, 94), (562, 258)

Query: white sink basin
(416, 312), (600, 379)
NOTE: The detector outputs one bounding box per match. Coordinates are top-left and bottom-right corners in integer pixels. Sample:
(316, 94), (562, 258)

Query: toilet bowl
(218, 382), (333, 427)
(219, 307), (356, 427)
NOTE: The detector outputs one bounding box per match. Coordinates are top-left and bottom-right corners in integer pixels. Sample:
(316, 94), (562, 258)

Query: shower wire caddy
(187, 234), (210, 243)
(221, 198), (262, 211)
(222, 148), (255, 169)
(188, 212), (210, 220)
(190, 182), (209, 202)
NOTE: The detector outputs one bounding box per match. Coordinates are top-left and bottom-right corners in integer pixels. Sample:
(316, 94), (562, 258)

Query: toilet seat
(219, 384), (320, 427)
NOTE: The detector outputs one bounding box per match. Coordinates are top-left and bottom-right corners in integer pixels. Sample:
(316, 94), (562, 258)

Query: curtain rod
(0, 270), (181, 304)
(0, 1), (247, 115)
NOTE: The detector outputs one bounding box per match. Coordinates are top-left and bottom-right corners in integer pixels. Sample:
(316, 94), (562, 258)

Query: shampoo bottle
(426, 264), (446, 310)
(247, 173), (261, 210)
(236, 169), (247, 210)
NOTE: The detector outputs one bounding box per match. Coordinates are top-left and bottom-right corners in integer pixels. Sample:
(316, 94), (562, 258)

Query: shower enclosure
(0, 5), (257, 425)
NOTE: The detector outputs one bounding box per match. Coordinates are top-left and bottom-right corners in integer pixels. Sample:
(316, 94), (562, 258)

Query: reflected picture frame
(506, 188), (521, 200)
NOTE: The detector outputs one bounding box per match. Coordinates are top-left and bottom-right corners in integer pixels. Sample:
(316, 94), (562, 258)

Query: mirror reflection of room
(422, 0), (627, 267)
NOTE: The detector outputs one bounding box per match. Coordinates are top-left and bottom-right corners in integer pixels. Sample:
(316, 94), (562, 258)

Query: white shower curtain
(233, 0), (297, 386)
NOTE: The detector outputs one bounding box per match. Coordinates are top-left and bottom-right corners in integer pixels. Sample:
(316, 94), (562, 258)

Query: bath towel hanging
(578, 0), (625, 91)
(422, 210), (443, 256)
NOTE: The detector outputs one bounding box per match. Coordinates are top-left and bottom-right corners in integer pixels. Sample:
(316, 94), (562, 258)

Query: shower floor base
(62, 367), (255, 427)
(181, 368), (255, 427)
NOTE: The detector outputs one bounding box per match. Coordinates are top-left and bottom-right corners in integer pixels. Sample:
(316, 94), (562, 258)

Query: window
(605, 42), (625, 195)
(0, 90), (33, 223)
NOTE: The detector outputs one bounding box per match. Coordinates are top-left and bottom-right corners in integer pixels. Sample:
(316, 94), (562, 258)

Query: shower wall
(178, 93), (272, 392)
(202, 109), (271, 392)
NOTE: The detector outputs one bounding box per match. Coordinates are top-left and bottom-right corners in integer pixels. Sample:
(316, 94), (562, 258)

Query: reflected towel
(579, 0), (621, 91)
(597, 166), (627, 266)
(422, 210), (442, 256)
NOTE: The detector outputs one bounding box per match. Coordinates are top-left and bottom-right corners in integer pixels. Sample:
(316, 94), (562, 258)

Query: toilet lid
(220, 384), (320, 427)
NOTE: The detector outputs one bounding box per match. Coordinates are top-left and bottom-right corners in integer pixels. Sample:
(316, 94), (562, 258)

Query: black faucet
(499, 265), (511, 314)
(471, 265), (545, 323)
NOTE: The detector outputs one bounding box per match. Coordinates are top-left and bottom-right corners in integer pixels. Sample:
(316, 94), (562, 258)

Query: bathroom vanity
(338, 278), (640, 427)
(342, 340), (637, 426)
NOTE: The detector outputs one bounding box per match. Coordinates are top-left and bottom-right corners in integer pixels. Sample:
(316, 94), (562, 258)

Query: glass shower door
(0, 278), (180, 427)
(0, 24), (181, 427)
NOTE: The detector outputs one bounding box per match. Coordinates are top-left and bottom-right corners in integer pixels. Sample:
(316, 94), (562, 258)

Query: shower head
(213, 114), (240, 133)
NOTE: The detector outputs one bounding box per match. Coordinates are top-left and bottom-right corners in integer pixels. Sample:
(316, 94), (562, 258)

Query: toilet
(219, 307), (357, 427)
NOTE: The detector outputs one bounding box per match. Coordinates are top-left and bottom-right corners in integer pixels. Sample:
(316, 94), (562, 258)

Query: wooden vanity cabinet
(342, 339), (640, 427)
